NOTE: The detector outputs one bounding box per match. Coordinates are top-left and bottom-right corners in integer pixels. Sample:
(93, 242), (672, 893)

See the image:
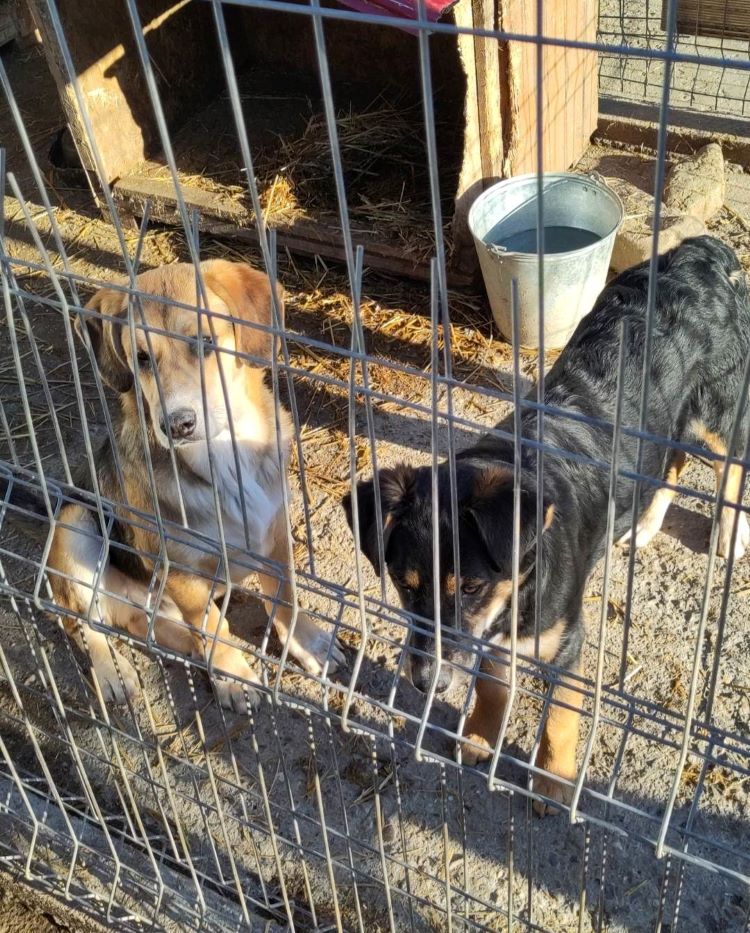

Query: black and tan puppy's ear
(343, 464), (416, 577)
(202, 259), (285, 365)
(76, 288), (133, 394)
(464, 466), (554, 572)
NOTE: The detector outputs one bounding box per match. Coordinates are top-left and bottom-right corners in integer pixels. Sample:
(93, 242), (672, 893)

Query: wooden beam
(502, 0), (598, 176)
(28, 0), (220, 184)
(452, 0), (504, 275)
(113, 171), (474, 286)
(595, 112), (750, 169)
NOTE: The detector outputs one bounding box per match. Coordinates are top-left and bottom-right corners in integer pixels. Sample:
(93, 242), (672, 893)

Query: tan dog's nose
(160, 407), (196, 439)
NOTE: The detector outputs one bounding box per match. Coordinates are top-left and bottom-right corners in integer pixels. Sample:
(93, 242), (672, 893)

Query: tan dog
(46, 260), (343, 711)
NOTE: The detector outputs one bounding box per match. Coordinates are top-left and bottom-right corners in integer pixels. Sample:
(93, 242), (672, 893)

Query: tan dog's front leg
(533, 664), (584, 816)
(459, 653), (509, 766)
(168, 574), (260, 713)
(257, 516), (344, 676)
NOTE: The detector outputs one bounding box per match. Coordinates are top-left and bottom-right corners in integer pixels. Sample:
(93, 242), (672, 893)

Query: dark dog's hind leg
(691, 420), (749, 560)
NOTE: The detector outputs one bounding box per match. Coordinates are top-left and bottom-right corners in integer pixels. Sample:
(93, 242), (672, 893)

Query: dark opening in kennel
(30, 0), (598, 282)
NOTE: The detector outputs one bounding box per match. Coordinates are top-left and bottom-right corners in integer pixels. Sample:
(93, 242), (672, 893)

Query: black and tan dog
(345, 236), (750, 814)
(3, 260), (343, 711)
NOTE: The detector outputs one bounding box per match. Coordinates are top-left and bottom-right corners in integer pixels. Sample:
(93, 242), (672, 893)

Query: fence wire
(0, 1), (748, 931)
(599, 0), (750, 120)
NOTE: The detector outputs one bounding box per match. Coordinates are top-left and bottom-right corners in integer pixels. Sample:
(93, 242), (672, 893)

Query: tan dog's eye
(136, 349), (150, 368)
(192, 334), (215, 357)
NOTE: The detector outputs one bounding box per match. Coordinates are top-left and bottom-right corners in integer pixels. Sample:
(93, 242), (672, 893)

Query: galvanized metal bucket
(468, 173), (624, 350)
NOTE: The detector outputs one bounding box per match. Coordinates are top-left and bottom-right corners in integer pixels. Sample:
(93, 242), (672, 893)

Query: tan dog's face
(77, 260), (283, 448)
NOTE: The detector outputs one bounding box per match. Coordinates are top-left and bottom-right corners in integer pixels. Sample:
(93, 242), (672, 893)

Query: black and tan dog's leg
(713, 454), (749, 560)
(459, 653), (509, 766)
(714, 460), (750, 560)
(532, 663), (584, 816)
(690, 421), (749, 559)
(617, 451), (687, 550)
(256, 515), (345, 676)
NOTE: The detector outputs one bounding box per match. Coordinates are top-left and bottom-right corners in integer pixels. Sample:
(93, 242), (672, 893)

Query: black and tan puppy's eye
(460, 580), (482, 596)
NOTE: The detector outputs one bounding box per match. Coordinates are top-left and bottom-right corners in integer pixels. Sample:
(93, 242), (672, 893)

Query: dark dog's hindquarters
(344, 236), (750, 814)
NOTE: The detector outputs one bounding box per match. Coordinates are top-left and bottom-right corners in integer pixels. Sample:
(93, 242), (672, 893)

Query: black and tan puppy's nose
(161, 407), (197, 439)
(412, 659), (454, 695)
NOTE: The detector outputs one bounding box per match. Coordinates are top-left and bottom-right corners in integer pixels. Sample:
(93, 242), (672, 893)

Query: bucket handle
(483, 177), (571, 256)
(587, 170), (609, 189)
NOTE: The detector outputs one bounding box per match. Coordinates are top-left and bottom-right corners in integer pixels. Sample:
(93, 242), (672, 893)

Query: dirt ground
(0, 870), (107, 933)
(0, 40), (749, 933)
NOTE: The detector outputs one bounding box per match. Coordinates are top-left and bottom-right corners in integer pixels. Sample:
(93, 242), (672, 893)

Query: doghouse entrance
(29, 0), (598, 283)
(112, 9), (468, 281)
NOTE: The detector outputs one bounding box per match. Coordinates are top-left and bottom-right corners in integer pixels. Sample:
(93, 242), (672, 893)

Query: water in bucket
(486, 224), (601, 255)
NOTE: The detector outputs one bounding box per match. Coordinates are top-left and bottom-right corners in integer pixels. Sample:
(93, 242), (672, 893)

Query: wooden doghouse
(30, 0), (598, 284)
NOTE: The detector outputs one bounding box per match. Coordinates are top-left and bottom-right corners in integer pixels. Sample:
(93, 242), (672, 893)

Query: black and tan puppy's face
(343, 462), (551, 694)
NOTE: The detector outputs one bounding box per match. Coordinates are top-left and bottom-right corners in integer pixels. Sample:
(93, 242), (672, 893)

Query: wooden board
(502, 0), (599, 176)
(449, 0), (598, 269)
(113, 169), (474, 286)
(662, 0), (750, 41)
(595, 111), (750, 169)
(452, 0), (506, 270)
(28, 0), (222, 184)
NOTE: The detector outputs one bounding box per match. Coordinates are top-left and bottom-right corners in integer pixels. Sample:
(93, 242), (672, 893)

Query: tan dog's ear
(201, 259), (284, 365)
(75, 288), (133, 393)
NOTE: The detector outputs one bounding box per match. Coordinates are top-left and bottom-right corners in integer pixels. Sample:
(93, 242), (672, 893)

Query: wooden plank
(28, 0), (221, 184)
(662, 0), (750, 41)
(452, 0), (504, 273)
(113, 171), (474, 287)
(502, 0), (598, 176)
(595, 112), (750, 169)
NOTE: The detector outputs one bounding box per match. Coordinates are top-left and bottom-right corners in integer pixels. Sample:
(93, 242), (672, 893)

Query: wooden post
(451, 0), (598, 275)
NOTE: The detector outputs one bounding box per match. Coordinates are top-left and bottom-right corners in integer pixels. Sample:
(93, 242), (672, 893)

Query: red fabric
(335, 0), (454, 24)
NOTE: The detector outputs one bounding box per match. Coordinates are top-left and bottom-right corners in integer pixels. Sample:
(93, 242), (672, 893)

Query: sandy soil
(0, 41), (748, 933)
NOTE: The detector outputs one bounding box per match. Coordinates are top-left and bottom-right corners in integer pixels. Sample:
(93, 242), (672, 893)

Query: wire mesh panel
(599, 0), (750, 119)
(0, 1), (749, 932)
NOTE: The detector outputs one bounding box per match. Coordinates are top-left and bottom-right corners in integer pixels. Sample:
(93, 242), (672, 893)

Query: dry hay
(148, 95), (454, 264)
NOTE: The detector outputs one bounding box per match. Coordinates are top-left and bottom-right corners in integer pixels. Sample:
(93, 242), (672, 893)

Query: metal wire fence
(598, 0), (750, 120)
(0, 1), (748, 931)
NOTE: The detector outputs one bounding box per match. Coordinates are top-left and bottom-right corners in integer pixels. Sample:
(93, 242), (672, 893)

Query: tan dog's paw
(458, 733), (493, 767)
(282, 614), (345, 676)
(212, 650), (261, 714)
(532, 770), (574, 817)
(91, 647), (140, 705)
(214, 676), (261, 714)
